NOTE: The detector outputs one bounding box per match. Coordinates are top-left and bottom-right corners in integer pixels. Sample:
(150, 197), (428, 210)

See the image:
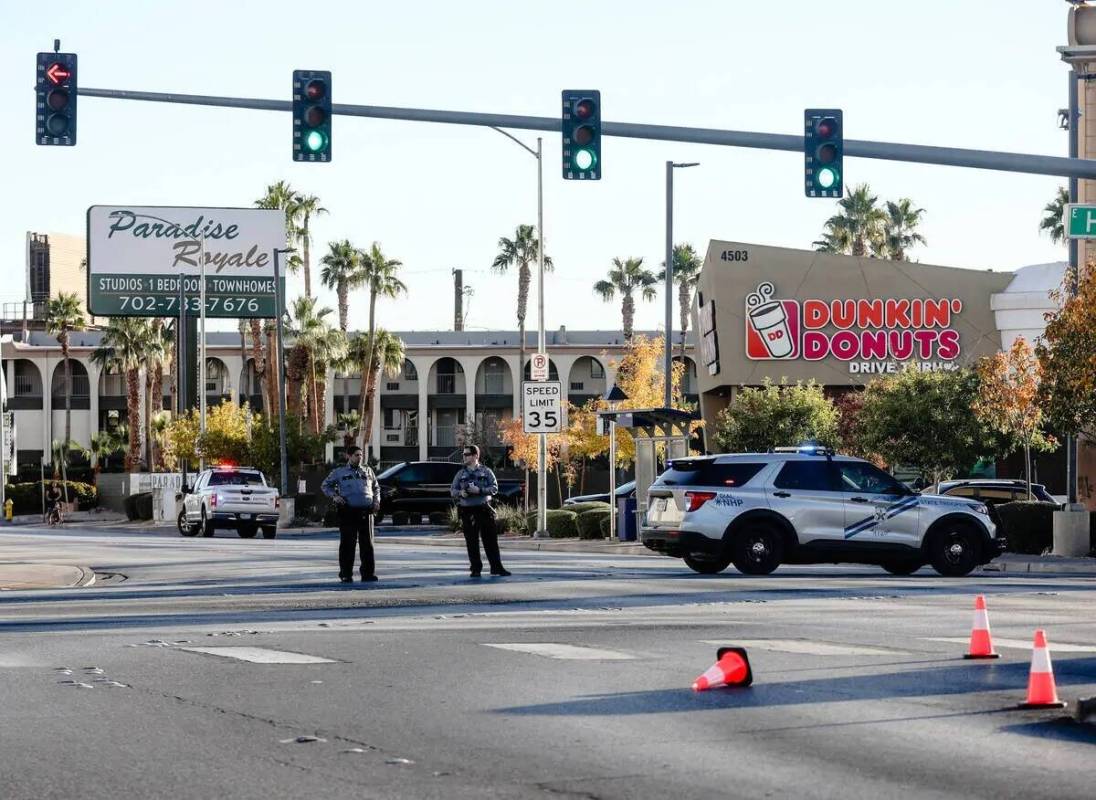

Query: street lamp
(605, 383), (628, 541)
(489, 127), (550, 537)
(665, 161), (700, 408)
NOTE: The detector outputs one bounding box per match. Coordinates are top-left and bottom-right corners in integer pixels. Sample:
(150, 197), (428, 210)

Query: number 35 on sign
(522, 381), (563, 434)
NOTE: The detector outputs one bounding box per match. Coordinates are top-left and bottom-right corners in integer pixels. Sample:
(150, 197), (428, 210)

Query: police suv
(641, 447), (1005, 577)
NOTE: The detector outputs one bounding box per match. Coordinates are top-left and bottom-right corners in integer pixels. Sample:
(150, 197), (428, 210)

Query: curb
(378, 535), (650, 556)
(0, 562), (97, 590)
(982, 558), (1096, 576)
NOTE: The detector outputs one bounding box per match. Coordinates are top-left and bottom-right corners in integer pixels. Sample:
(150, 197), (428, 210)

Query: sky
(0, 0), (1073, 335)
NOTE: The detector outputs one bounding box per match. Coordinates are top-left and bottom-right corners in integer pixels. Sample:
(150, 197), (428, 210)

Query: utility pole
(453, 269), (463, 331)
(665, 161), (699, 408)
(273, 249), (291, 499)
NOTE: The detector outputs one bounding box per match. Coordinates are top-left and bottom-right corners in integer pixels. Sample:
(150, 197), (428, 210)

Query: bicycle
(46, 503), (63, 527)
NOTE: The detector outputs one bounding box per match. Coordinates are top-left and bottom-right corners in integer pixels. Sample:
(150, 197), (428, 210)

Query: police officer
(450, 445), (510, 578)
(321, 446), (380, 583)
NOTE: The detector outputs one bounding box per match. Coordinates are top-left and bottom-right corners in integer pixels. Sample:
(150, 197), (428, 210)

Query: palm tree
(286, 297), (345, 434)
(292, 193), (327, 299)
(92, 318), (152, 471)
(1040, 186), (1069, 246)
(357, 243), (407, 445)
(143, 319), (171, 470)
(46, 292), (86, 448)
(594, 257), (659, 339)
(337, 410), (362, 450)
(320, 240), (365, 332)
(657, 243), (703, 362)
(88, 432), (115, 484)
(347, 329), (405, 454)
(149, 412), (171, 473)
(814, 184), (887, 257)
(492, 224), (553, 385)
(881, 199), (927, 261)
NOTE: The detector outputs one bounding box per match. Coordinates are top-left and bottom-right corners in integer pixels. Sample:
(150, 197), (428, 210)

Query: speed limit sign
(522, 381), (562, 433)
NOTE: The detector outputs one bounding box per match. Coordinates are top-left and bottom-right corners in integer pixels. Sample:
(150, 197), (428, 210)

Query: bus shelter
(596, 407), (696, 540)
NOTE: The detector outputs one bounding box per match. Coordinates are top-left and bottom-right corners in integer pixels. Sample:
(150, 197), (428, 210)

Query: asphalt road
(2, 525), (1095, 800)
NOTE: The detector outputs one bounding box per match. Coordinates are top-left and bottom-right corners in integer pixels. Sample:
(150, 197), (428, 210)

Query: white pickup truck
(178, 466), (280, 539)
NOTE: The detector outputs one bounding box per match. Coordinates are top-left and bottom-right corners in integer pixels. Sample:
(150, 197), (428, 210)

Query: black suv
(376, 461), (523, 520)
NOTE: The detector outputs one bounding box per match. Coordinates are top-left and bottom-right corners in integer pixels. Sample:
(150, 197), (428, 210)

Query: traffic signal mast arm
(74, 85), (1096, 180)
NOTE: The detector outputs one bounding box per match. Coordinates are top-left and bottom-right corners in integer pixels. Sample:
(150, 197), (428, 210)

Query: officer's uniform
(450, 464), (506, 575)
(321, 463), (380, 580)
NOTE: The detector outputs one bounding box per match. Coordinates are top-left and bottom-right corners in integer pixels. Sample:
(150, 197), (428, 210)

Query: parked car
(564, 480), (636, 507)
(178, 465), (280, 539)
(641, 447), (1004, 577)
(376, 461), (523, 520)
(933, 479), (1057, 506)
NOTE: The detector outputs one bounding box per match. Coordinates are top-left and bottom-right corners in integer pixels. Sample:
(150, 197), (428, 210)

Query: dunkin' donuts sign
(745, 282), (964, 373)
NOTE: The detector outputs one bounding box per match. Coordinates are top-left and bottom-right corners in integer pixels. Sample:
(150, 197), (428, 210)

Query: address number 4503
(720, 250), (748, 262)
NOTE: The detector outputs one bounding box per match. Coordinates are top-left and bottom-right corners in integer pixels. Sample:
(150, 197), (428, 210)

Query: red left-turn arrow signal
(46, 62), (71, 85)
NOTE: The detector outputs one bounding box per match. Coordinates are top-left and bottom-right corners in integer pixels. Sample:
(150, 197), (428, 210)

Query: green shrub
(577, 508), (611, 540)
(3, 481), (97, 516)
(526, 509), (578, 538)
(599, 512), (613, 538)
(124, 491), (154, 521)
(447, 505), (462, 532)
(495, 504), (529, 535)
(564, 501), (612, 516)
(995, 501), (1058, 555)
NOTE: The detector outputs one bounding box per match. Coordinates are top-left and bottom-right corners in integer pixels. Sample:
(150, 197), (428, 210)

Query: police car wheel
(881, 559), (923, 576)
(928, 524), (980, 577)
(683, 554), (732, 575)
(201, 509), (215, 537)
(732, 525), (783, 576)
(177, 511), (198, 537)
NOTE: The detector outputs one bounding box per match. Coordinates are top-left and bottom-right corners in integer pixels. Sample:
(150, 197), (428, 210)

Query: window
(774, 461), (839, 491)
(403, 361), (418, 381)
(208, 470), (265, 486)
(386, 381), (400, 391)
(482, 360), (506, 394)
(395, 464), (426, 484)
(570, 381), (584, 391)
(979, 488), (1020, 502)
(436, 359), (459, 394)
(427, 463), (460, 484)
(837, 462), (907, 495)
(944, 486), (978, 498)
(663, 460), (765, 488)
(590, 360), (605, 379)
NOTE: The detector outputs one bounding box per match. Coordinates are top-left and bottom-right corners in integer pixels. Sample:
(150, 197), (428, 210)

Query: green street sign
(1065, 203), (1096, 239)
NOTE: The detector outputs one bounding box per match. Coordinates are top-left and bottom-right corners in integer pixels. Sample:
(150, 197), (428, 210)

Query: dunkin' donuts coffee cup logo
(746, 282), (800, 359)
(745, 281), (964, 371)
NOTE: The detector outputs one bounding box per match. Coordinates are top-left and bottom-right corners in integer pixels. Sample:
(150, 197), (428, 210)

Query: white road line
(701, 639), (907, 656)
(483, 643), (636, 660)
(922, 637), (1096, 653)
(178, 646), (337, 664)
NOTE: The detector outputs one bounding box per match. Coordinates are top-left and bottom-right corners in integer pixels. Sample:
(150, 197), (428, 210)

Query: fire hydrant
(4, 498), (13, 522)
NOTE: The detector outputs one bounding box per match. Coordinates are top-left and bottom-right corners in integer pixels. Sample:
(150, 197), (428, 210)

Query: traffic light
(36, 51), (77, 146)
(804, 108), (843, 198)
(293, 70), (332, 162)
(562, 90), (601, 180)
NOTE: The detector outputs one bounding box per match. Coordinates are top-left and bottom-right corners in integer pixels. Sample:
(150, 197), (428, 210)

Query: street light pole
(273, 248), (291, 500)
(665, 161), (699, 408)
(198, 236), (207, 471)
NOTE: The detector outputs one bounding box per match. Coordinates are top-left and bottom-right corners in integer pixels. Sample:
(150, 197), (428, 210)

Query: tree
(1039, 186), (1069, 246)
(497, 416), (564, 474)
(345, 329), (404, 452)
(46, 292), (86, 448)
(337, 410), (362, 450)
(1037, 262), (1096, 441)
(562, 400), (609, 494)
(974, 338), (1056, 500)
(143, 319), (172, 470)
(606, 335), (688, 465)
(712, 379), (839, 454)
(812, 184), (887, 257)
(594, 257), (658, 339)
(357, 243), (407, 445)
(293, 193), (327, 299)
(856, 366), (999, 485)
(657, 243), (703, 362)
(881, 199), (927, 261)
(319, 239), (365, 332)
(92, 318), (152, 471)
(492, 224), (553, 388)
(88, 431), (118, 483)
(287, 297), (345, 435)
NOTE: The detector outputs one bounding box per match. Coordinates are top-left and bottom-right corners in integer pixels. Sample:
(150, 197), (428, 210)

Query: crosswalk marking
(179, 646), (337, 664)
(922, 637), (1096, 653)
(483, 643), (636, 660)
(701, 639), (907, 656)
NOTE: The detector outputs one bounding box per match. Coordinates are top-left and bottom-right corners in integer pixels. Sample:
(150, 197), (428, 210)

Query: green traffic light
(304, 129), (327, 153)
(816, 166), (839, 190)
(574, 148), (596, 171)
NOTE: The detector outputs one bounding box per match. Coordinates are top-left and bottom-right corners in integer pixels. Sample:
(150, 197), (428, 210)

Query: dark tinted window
(208, 470), (264, 486)
(774, 461), (838, 491)
(663, 460), (765, 488)
(427, 463), (461, 483)
(837, 462), (906, 495)
(396, 464), (427, 483)
(377, 463), (407, 480)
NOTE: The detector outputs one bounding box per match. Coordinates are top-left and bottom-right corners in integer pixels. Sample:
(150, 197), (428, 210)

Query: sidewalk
(4, 509), (128, 526)
(0, 563), (96, 590)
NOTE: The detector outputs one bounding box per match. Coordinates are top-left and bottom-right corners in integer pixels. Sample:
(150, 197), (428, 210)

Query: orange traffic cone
(1018, 630), (1066, 709)
(964, 595), (1000, 660)
(692, 647), (753, 691)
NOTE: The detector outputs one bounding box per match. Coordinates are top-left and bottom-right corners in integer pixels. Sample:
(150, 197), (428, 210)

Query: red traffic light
(573, 98), (596, 120)
(305, 79), (327, 101)
(45, 62), (72, 85)
(815, 117), (837, 138)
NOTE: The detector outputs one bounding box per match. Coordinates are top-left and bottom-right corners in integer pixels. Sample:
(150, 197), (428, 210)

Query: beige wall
(693, 240), (1014, 432)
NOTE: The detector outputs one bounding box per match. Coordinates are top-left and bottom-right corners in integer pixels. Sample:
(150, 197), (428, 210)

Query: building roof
(999, 262), (1067, 294)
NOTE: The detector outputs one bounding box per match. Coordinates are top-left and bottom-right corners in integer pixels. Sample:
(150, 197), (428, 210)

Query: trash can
(617, 496), (638, 542)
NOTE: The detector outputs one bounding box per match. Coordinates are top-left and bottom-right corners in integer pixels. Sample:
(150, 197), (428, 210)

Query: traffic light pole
(273, 249), (291, 500)
(74, 86), (1096, 180)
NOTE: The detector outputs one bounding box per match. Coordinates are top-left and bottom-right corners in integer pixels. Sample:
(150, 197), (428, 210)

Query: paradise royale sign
(86, 206), (285, 318)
